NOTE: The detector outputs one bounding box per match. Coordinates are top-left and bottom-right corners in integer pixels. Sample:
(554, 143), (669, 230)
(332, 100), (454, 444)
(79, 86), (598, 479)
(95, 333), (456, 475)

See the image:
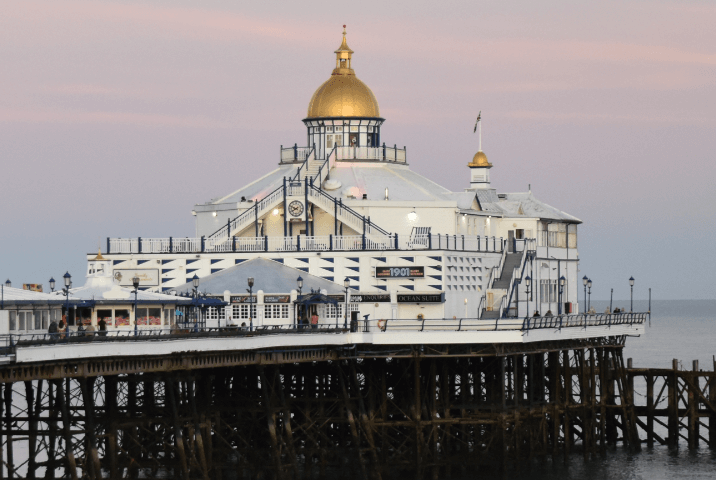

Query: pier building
(100, 27), (581, 322)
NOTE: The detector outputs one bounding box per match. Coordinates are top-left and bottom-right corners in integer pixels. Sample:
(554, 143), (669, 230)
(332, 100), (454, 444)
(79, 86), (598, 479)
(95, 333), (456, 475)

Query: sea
(489, 299), (716, 480)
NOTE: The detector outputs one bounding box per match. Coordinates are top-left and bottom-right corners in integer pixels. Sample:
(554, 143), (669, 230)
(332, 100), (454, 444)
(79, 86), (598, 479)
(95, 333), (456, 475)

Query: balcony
(280, 144), (406, 164)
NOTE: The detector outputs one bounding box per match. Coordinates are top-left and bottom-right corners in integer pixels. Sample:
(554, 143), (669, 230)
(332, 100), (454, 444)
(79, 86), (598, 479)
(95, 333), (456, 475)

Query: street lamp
(558, 276), (565, 315)
(296, 276), (303, 329)
(192, 274), (200, 331)
(133, 274), (140, 336)
(343, 277), (350, 329)
(524, 275), (531, 318)
(49, 277), (56, 293)
(63, 272), (72, 338)
(629, 276), (635, 312)
(582, 275), (588, 314)
(247, 277), (254, 331)
(587, 278), (593, 313)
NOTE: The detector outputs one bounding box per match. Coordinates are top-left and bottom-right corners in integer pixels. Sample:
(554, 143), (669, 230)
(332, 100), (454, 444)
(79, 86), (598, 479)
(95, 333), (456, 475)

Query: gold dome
(468, 150), (492, 168)
(306, 27), (380, 119)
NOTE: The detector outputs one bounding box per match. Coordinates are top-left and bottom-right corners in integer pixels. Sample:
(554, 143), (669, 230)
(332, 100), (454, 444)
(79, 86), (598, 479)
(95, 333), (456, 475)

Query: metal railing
(107, 234), (512, 254)
(0, 313), (647, 354)
(334, 145), (407, 163)
(280, 145), (313, 163)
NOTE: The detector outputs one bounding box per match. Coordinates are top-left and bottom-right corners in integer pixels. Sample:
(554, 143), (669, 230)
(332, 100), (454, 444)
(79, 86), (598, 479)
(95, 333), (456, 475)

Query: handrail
(307, 184), (391, 236)
(292, 146), (316, 182)
(207, 183), (285, 239)
(499, 247), (529, 318)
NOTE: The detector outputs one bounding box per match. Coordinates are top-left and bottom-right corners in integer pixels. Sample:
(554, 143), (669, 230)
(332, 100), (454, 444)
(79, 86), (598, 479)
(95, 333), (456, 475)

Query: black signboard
(375, 266), (425, 278)
(264, 295), (290, 304)
(397, 293), (445, 303)
(349, 294), (391, 303)
(231, 295), (256, 304)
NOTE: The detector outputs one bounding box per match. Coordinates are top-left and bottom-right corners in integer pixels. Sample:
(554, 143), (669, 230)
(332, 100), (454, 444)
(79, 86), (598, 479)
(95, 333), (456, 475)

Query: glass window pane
(97, 309), (113, 326)
(18, 312), (25, 331)
(9, 312), (16, 331)
(115, 310), (130, 327)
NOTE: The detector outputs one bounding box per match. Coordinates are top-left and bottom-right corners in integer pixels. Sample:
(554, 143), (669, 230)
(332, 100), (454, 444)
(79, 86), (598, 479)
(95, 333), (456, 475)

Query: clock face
(288, 200), (304, 217)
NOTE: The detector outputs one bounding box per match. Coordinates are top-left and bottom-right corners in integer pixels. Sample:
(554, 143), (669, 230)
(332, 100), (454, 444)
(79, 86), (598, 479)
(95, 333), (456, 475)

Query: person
(77, 323), (85, 337)
(310, 312), (318, 330)
(85, 323), (96, 337)
(614, 307), (621, 313)
(58, 319), (66, 339)
(98, 317), (107, 337)
(48, 319), (59, 339)
(533, 311), (540, 317)
(545, 310), (553, 317)
(604, 307), (611, 315)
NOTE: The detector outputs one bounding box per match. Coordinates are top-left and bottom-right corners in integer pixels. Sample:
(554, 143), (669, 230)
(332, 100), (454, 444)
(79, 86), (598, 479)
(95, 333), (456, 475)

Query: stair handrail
(207, 184), (285, 239)
(292, 146), (316, 182)
(493, 241), (508, 283)
(477, 295), (486, 319)
(499, 244), (531, 318)
(315, 146), (337, 188)
(307, 184), (391, 236)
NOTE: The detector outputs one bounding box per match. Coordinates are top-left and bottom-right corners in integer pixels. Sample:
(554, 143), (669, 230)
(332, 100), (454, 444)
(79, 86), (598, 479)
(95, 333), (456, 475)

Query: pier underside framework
(0, 337), (654, 479)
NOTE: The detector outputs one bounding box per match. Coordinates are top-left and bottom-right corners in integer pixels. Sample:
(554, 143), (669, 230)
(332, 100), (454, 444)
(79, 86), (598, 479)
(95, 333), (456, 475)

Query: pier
(0, 313), (659, 479)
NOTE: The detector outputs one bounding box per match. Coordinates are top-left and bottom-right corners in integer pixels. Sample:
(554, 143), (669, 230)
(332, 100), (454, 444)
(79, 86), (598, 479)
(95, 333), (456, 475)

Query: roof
(50, 283), (191, 304)
(173, 257), (346, 296)
(1, 286), (58, 301)
(473, 189), (582, 223)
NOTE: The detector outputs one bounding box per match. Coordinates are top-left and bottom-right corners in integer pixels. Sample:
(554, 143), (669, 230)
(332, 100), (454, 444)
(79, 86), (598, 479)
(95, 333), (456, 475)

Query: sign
(231, 295), (256, 304)
(397, 293), (445, 303)
(264, 295), (290, 304)
(22, 284), (43, 292)
(115, 269), (159, 287)
(375, 266), (425, 278)
(349, 294), (391, 303)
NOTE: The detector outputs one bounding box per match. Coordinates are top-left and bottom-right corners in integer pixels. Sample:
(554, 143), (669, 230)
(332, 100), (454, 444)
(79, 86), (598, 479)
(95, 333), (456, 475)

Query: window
(327, 126), (334, 132)
(18, 312), (26, 331)
(163, 309), (174, 326)
(335, 126), (343, 132)
(9, 312), (16, 331)
(137, 308), (162, 326)
(281, 305), (289, 319)
(97, 309), (113, 326)
(326, 303), (343, 319)
(264, 304), (283, 319)
(115, 309), (130, 327)
(207, 306), (225, 320)
(41, 310), (49, 330)
(236, 304), (256, 319)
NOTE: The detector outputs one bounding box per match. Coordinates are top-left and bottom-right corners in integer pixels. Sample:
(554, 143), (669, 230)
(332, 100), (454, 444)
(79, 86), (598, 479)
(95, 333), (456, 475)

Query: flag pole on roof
(473, 111), (482, 151)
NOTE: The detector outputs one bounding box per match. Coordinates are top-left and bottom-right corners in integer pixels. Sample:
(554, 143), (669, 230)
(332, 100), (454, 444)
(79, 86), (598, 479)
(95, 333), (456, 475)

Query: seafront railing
(106, 234), (520, 254)
(280, 144), (407, 164)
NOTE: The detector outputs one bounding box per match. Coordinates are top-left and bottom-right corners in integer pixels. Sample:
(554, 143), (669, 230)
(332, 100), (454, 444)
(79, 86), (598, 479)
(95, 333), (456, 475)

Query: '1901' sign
(375, 266), (425, 278)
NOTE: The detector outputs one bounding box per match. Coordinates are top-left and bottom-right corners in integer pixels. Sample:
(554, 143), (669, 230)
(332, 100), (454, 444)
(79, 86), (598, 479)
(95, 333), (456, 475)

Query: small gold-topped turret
(91, 248), (107, 261)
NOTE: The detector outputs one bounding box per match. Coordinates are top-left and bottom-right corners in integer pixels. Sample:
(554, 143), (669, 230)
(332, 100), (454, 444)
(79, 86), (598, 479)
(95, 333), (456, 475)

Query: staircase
(480, 252), (524, 319)
(206, 147), (390, 243)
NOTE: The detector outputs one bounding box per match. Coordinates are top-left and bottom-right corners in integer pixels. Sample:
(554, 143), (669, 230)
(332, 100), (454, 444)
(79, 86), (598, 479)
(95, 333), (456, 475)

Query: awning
(295, 293), (339, 307)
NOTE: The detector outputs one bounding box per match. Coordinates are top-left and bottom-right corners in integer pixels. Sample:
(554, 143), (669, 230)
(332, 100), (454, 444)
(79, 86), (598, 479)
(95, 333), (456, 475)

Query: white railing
(334, 145), (407, 163)
(332, 235), (366, 251)
(106, 235), (526, 254)
(280, 146), (312, 163)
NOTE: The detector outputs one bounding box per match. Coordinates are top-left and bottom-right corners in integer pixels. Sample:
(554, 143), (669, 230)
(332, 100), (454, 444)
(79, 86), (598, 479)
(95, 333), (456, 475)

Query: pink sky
(1, 0), (714, 299)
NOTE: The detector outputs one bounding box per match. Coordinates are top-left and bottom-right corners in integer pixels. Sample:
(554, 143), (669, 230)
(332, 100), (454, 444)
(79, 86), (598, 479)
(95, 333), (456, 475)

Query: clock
(288, 200), (304, 217)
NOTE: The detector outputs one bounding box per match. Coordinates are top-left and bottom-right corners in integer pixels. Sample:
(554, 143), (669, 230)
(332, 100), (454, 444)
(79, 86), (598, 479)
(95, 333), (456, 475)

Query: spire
(333, 25), (355, 75)
(91, 248), (107, 261)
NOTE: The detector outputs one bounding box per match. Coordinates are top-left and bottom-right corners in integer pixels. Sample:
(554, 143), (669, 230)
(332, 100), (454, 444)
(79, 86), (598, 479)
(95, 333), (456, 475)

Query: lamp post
(587, 278), (593, 313)
(192, 274), (200, 332)
(343, 277), (350, 329)
(247, 277), (254, 331)
(296, 276), (303, 329)
(582, 275), (588, 314)
(525, 275), (531, 318)
(558, 276), (565, 315)
(133, 275), (140, 336)
(629, 276), (635, 312)
(49, 277), (56, 293)
(62, 272), (71, 338)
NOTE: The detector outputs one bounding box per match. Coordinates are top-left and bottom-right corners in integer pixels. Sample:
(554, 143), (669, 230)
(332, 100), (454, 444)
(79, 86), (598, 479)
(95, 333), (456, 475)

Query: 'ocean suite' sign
(375, 267), (425, 278)
(397, 293), (445, 303)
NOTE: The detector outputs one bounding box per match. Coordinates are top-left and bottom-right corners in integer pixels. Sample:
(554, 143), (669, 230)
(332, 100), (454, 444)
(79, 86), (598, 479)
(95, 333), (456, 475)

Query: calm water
(470, 299), (716, 480)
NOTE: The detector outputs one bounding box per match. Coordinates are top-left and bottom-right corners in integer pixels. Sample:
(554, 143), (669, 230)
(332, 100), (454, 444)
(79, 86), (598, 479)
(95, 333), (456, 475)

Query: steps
(492, 253), (522, 289)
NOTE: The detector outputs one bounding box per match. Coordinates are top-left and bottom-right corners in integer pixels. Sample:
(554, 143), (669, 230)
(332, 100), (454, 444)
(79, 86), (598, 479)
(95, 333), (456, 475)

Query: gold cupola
(305, 26), (381, 119)
(468, 150), (492, 168)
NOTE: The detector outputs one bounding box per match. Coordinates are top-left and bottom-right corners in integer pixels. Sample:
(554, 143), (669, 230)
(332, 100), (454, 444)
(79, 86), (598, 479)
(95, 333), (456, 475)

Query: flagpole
(479, 120), (482, 151)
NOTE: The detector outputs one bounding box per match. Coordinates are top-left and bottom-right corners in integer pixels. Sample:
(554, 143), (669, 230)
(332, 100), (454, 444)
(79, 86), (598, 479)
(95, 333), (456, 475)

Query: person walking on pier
(98, 317), (107, 337)
(48, 319), (59, 339)
(311, 312), (318, 329)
